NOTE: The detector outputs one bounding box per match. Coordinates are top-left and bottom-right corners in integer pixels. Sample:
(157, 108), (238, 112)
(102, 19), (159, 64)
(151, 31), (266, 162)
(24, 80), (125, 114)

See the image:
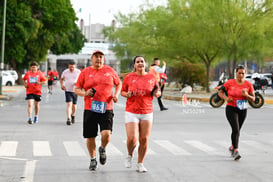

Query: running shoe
(229, 146), (234, 156)
(89, 158), (98, 171)
(66, 118), (71, 125)
(71, 115), (75, 124)
(27, 118), (33, 124)
(99, 146), (106, 165)
(125, 155), (132, 168)
(136, 163), (147, 173)
(233, 150), (241, 161)
(33, 116), (38, 124)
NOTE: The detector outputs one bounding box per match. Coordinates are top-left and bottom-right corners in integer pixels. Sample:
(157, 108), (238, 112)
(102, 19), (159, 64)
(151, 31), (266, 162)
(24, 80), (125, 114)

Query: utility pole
(0, 0), (7, 95)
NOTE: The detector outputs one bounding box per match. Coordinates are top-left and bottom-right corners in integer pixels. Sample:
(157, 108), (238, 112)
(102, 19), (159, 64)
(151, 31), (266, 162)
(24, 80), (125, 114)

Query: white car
(1, 71), (16, 86)
(5, 70), (18, 81)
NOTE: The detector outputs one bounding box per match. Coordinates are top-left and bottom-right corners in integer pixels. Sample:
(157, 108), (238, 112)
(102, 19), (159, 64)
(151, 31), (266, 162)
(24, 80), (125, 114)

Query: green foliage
(170, 60), (206, 89)
(0, 0), (85, 72)
(104, 0), (273, 92)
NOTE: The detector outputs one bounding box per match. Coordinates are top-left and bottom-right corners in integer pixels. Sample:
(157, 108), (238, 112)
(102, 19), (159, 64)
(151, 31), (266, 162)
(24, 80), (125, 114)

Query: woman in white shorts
(121, 56), (161, 173)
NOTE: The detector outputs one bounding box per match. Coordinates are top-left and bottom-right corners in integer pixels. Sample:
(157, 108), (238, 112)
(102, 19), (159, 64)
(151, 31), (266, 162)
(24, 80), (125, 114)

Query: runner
(60, 60), (81, 125)
(47, 67), (55, 94)
(74, 50), (121, 171)
(218, 65), (255, 160)
(22, 61), (47, 124)
(121, 56), (161, 172)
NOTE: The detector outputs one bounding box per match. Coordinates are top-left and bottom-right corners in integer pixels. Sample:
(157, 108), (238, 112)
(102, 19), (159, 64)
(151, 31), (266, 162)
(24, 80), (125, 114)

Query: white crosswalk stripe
(33, 141), (52, 156)
(184, 140), (222, 155)
(1, 139), (273, 158)
(154, 140), (191, 155)
(0, 141), (18, 156)
(63, 141), (87, 157)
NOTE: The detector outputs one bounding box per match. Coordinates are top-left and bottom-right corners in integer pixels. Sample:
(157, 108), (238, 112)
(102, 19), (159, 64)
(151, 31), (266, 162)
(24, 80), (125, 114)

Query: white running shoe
(136, 163), (147, 173)
(125, 155), (132, 168)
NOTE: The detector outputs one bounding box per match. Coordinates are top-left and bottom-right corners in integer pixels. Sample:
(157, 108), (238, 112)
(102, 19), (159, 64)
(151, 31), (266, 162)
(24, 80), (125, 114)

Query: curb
(0, 95), (12, 101)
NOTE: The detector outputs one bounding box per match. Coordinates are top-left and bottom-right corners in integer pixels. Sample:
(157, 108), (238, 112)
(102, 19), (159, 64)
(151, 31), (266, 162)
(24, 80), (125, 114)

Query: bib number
(236, 99), (247, 110)
(29, 77), (38, 83)
(91, 100), (107, 113)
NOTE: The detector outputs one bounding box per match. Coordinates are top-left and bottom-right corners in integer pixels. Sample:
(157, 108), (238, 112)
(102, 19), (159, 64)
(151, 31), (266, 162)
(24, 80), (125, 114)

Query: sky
(70, 0), (167, 26)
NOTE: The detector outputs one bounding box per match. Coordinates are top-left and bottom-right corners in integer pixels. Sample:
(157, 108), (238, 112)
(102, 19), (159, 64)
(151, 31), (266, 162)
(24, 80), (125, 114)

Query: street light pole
(0, 0), (7, 95)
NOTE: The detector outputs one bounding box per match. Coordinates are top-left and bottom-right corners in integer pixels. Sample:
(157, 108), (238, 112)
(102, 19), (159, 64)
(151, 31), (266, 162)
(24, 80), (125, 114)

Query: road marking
(63, 141), (86, 156)
(0, 141), (18, 156)
(154, 140), (191, 155)
(185, 140), (221, 155)
(107, 143), (123, 156)
(21, 160), (37, 182)
(33, 141), (52, 156)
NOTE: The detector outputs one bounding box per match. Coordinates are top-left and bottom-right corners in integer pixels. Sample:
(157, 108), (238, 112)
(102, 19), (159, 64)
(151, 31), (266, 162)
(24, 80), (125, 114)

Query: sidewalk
(163, 87), (273, 104)
(0, 85), (25, 101)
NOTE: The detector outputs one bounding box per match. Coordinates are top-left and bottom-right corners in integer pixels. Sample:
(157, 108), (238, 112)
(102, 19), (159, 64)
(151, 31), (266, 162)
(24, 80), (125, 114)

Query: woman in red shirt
(219, 65), (255, 160)
(121, 56), (161, 172)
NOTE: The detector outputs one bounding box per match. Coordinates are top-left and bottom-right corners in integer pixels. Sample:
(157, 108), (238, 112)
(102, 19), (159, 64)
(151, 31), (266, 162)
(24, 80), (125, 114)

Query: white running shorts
(125, 111), (153, 124)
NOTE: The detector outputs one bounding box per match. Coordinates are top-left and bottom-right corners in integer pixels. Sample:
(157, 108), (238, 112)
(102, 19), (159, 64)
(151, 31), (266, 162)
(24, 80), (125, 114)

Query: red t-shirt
(48, 71), (55, 81)
(223, 79), (254, 108)
(23, 70), (47, 95)
(75, 65), (121, 110)
(121, 72), (158, 114)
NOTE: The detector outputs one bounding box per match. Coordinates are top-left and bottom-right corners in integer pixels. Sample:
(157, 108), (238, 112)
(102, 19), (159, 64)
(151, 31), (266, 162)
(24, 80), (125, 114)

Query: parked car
(1, 71), (16, 86)
(260, 73), (272, 86)
(5, 70), (18, 81)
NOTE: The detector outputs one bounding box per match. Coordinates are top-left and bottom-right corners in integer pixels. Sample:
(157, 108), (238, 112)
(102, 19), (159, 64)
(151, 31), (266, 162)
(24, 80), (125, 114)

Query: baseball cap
(92, 50), (104, 56)
(68, 60), (76, 65)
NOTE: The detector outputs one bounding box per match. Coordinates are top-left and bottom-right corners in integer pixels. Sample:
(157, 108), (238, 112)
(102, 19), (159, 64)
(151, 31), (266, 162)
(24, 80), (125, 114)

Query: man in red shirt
(22, 61), (47, 124)
(47, 67), (55, 94)
(75, 50), (121, 171)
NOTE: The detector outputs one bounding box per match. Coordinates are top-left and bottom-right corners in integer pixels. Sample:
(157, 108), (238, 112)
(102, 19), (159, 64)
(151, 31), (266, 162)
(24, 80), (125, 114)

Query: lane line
(21, 160), (37, 182)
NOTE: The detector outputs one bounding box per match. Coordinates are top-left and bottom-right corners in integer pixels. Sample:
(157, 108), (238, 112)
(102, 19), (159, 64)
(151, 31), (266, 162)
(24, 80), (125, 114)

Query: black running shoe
(233, 151), (241, 161)
(66, 119), (71, 125)
(99, 146), (106, 165)
(28, 119), (33, 124)
(89, 159), (98, 171)
(71, 115), (75, 124)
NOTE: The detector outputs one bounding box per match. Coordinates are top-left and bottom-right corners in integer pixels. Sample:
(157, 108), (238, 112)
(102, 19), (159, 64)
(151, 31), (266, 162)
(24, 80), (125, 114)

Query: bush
(170, 61), (206, 89)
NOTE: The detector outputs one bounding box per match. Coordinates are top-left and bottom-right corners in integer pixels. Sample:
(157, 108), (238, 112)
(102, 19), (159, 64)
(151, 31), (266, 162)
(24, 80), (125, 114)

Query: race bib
(236, 99), (247, 110)
(29, 77), (38, 83)
(91, 100), (107, 113)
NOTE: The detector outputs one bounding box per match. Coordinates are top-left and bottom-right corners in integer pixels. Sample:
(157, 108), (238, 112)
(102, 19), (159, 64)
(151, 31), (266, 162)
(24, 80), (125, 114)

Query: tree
(104, 0), (273, 92)
(0, 0), (85, 83)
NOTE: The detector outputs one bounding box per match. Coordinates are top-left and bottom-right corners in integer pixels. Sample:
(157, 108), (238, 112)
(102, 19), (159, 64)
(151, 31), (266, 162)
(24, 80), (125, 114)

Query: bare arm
(242, 89), (255, 102)
(60, 77), (65, 90)
(218, 90), (233, 103)
(113, 83), (122, 103)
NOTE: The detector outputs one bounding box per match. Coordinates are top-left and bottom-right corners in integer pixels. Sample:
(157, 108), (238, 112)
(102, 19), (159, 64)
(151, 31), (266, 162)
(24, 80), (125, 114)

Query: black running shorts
(83, 110), (114, 138)
(25, 94), (41, 102)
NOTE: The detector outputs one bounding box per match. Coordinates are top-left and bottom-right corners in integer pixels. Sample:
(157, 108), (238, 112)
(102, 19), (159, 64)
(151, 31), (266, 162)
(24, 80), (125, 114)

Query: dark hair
(133, 56), (144, 63)
(30, 61), (39, 67)
(236, 65), (245, 72)
(153, 58), (160, 62)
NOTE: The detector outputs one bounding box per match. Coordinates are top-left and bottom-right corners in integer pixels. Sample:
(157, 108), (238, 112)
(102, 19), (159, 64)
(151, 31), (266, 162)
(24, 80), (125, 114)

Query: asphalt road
(1, 84), (273, 182)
